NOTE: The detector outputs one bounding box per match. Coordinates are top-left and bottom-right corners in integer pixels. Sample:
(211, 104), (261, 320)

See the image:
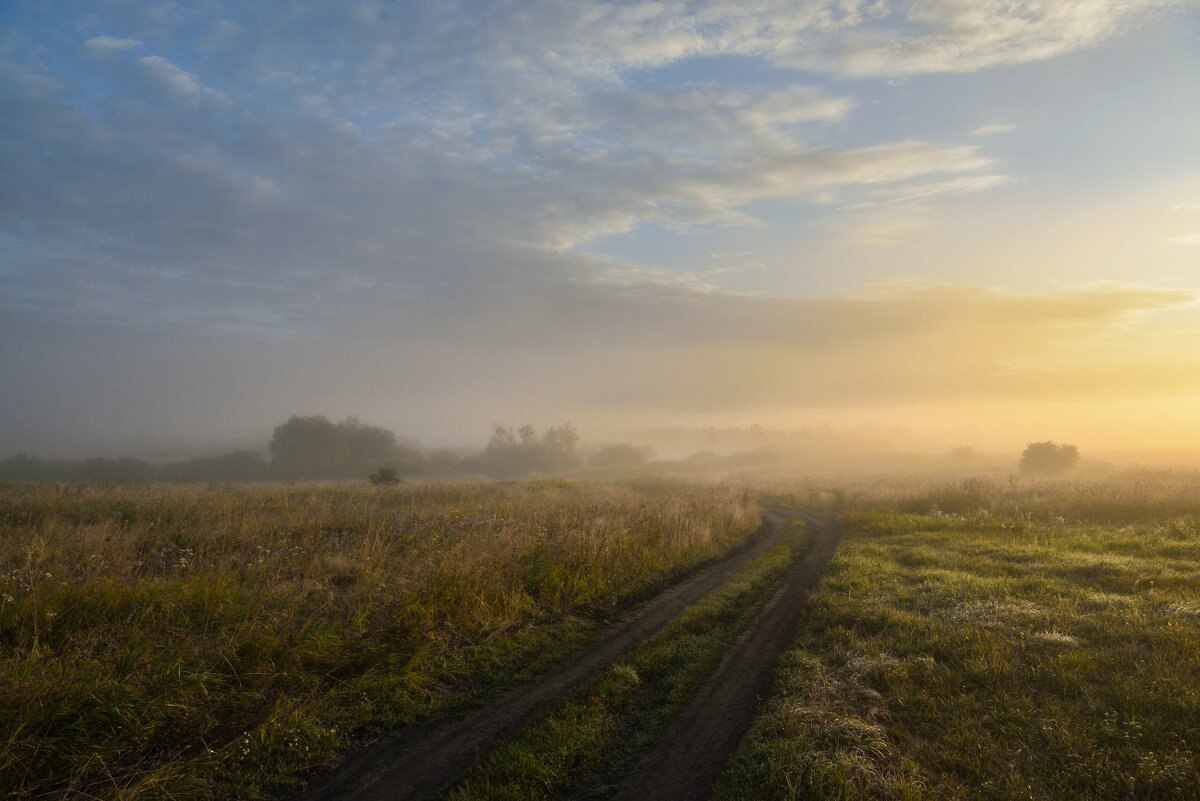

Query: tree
(480, 423), (580, 477)
(540, 424), (579, 470)
(163, 450), (270, 482)
(268, 415), (417, 479)
(1019, 441), (1080, 475)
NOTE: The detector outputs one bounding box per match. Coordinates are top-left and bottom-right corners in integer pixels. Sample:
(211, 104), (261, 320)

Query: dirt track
(294, 508), (813, 801)
(614, 511), (840, 800)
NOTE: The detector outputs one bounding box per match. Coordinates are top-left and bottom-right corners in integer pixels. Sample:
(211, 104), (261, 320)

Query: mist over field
(3, 2), (1200, 464)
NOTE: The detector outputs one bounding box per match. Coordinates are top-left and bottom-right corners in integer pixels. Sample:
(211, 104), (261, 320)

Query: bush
(369, 466), (400, 485)
(1019, 441), (1080, 475)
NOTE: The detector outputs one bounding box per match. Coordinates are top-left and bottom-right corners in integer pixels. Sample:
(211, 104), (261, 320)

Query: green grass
(715, 503), (1200, 800)
(442, 518), (813, 800)
(0, 480), (759, 800)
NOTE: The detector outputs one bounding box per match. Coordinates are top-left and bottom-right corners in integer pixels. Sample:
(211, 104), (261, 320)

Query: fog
(4, 2), (1200, 466)
(4, 279), (1200, 464)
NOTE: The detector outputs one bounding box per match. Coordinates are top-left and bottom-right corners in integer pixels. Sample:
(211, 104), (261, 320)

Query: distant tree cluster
(471, 424), (580, 478)
(268, 416), (422, 480)
(0, 451), (271, 484)
(1019, 441), (1080, 475)
(0, 416), (593, 484)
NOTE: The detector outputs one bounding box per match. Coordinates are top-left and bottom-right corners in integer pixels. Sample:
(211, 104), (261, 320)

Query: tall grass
(752, 468), (1200, 525)
(0, 480), (757, 800)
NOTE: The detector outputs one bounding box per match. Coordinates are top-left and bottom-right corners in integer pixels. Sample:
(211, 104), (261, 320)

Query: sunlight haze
(2, 1), (1199, 460)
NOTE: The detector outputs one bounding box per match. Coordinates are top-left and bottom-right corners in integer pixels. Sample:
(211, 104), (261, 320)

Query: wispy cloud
(972, 123), (1018, 136)
(83, 36), (142, 55)
(780, 0), (1177, 76)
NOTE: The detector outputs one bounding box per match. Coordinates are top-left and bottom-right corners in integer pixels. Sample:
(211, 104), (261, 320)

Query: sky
(2, 0), (1200, 459)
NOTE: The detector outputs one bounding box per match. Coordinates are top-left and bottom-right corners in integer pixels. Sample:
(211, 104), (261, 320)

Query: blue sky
(3, 1), (1200, 456)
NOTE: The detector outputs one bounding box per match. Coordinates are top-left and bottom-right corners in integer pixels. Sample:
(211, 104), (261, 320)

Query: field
(0, 480), (758, 799)
(718, 475), (1200, 800)
(3, 472), (1200, 800)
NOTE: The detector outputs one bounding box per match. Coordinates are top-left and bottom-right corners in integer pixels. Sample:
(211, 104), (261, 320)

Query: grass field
(5, 471), (1200, 800)
(0, 480), (758, 800)
(717, 476), (1200, 800)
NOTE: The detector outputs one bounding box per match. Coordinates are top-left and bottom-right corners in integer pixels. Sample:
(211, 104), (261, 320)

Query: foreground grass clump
(0, 480), (758, 800)
(716, 504), (1200, 800)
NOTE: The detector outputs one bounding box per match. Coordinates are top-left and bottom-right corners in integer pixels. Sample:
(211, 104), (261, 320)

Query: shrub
(369, 466), (400, 485)
(1019, 441), (1080, 475)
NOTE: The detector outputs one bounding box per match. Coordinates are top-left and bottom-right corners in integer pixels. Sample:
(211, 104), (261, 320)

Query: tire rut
(294, 509), (798, 801)
(613, 511), (840, 801)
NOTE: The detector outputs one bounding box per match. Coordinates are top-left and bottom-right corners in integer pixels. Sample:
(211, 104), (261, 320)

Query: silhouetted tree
(1019, 441), (1080, 475)
(0, 454), (52, 481)
(269, 415), (418, 479)
(540, 424), (579, 470)
(162, 451), (270, 482)
(480, 423), (579, 477)
(70, 457), (157, 483)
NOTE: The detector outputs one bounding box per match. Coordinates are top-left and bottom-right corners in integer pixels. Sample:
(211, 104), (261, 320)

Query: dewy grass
(0, 480), (758, 801)
(714, 499), (1200, 801)
(442, 518), (813, 801)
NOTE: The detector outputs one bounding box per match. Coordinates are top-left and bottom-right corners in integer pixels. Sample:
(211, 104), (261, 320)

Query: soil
(293, 508), (808, 801)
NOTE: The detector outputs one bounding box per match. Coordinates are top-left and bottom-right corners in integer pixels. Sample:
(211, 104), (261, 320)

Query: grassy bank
(0, 480), (758, 800)
(716, 486), (1200, 800)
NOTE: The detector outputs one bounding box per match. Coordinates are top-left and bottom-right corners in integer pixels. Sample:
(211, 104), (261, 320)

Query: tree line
(0, 416), (594, 483)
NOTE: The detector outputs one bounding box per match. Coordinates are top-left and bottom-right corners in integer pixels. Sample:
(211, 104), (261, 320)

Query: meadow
(717, 474), (1200, 800)
(5, 470), (1200, 801)
(0, 480), (758, 800)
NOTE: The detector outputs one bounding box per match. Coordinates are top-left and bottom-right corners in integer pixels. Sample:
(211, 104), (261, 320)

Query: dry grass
(0, 479), (758, 800)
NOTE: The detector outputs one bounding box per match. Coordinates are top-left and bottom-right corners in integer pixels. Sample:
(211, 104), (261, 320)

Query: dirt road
(295, 508), (810, 801)
(615, 511), (840, 800)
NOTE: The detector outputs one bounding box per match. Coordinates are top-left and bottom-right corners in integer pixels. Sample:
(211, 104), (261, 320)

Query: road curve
(294, 509), (799, 801)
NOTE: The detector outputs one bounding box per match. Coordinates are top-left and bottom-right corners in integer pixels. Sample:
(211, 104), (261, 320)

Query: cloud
(0, 10), (1009, 335)
(972, 123), (1018, 136)
(842, 173), (1014, 208)
(83, 36), (142, 55)
(1166, 233), (1200, 246)
(2, 1), (1194, 454)
(135, 55), (211, 99)
(779, 0), (1177, 76)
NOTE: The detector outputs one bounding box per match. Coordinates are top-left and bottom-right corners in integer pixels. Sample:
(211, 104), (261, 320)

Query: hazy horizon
(4, 2), (1200, 464)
